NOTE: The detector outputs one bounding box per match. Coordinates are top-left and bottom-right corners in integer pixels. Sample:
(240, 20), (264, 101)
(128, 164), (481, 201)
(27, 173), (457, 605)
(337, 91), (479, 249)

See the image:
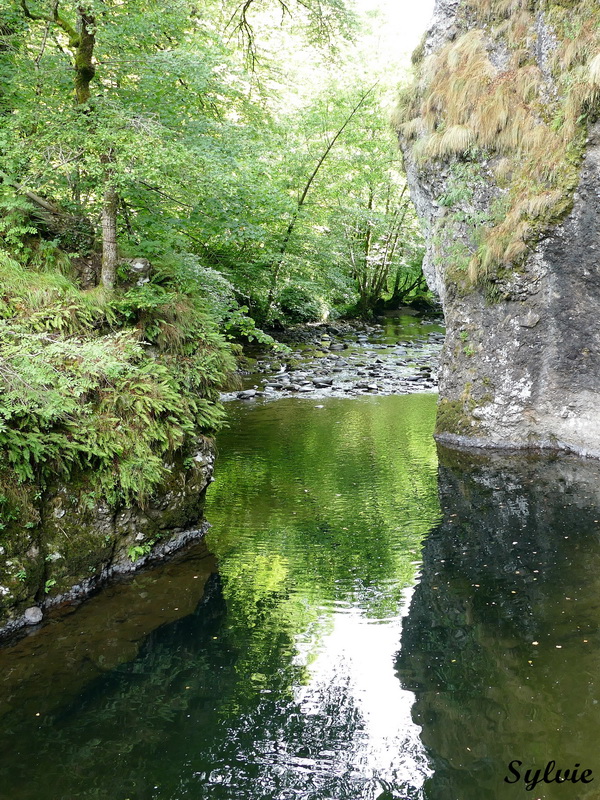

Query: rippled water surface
(0, 393), (441, 800)
(202, 395), (441, 799)
(4, 373), (600, 800)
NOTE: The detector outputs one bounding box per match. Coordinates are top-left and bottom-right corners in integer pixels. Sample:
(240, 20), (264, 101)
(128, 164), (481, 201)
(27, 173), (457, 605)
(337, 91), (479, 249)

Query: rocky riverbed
(221, 313), (445, 402)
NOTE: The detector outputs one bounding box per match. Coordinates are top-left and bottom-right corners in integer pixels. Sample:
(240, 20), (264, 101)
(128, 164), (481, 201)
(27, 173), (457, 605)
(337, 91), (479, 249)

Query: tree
(263, 84), (376, 315)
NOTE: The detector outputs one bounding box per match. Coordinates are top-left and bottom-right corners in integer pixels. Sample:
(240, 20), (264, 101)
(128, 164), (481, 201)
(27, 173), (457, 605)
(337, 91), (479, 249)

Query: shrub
(0, 249), (235, 504)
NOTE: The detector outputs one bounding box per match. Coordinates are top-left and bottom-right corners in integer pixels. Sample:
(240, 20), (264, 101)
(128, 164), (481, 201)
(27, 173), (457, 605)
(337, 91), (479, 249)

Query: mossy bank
(398, 0), (600, 456)
(0, 438), (215, 638)
(0, 250), (236, 637)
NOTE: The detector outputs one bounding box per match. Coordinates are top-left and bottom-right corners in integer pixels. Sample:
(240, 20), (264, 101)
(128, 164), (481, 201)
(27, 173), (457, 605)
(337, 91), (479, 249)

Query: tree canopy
(0, 0), (428, 504)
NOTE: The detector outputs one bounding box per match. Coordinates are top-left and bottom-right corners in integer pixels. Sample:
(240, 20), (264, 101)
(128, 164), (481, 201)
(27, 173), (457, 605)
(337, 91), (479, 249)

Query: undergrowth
(0, 248), (236, 504)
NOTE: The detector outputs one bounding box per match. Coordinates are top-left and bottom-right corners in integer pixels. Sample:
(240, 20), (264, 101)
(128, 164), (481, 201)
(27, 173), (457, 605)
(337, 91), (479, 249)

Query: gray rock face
(0, 437), (215, 639)
(401, 1), (600, 458)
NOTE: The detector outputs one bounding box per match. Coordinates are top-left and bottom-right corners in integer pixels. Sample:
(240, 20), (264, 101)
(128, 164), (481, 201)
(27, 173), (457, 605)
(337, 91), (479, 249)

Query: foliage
(0, 250), (234, 502)
(277, 284), (325, 323)
(0, 0), (427, 503)
(250, 81), (428, 319)
(127, 543), (153, 562)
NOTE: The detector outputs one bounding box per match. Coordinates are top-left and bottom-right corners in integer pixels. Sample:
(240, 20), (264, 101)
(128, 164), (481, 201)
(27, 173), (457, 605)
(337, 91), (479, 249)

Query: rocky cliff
(0, 438), (215, 638)
(398, 0), (600, 456)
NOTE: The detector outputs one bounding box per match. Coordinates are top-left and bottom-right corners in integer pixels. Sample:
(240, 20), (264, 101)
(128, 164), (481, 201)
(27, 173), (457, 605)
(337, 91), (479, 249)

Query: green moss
(436, 397), (477, 436)
(435, 381), (494, 436)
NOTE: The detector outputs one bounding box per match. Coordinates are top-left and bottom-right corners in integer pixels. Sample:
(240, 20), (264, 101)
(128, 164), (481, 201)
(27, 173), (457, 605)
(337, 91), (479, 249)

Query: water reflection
(0, 394), (440, 799)
(202, 395), (440, 798)
(293, 604), (431, 796)
(379, 313), (444, 345)
(398, 446), (600, 800)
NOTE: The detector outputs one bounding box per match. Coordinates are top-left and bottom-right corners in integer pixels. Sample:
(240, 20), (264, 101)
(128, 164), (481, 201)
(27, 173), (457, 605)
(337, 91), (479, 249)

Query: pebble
(24, 606), (43, 625)
(222, 318), (444, 403)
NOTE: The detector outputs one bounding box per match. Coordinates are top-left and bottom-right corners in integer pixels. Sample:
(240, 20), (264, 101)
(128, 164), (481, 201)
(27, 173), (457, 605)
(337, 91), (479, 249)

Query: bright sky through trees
(354, 0), (435, 73)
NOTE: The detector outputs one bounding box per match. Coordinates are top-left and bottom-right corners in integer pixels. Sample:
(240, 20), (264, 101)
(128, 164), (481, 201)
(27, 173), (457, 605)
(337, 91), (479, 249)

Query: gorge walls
(398, 0), (600, 456)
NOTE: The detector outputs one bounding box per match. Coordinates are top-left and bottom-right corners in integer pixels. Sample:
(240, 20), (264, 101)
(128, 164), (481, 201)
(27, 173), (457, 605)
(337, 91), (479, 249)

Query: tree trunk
(101, 186), (118, 290)
(74, 8), (95, 104)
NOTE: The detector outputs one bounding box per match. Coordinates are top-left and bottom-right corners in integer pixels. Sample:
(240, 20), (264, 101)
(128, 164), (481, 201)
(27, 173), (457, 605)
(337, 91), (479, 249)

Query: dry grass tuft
(396, 0), (600, 282)
(588, 53), (600, 85)
(494, 157), (512, 181)
(399, 118), (423, 140)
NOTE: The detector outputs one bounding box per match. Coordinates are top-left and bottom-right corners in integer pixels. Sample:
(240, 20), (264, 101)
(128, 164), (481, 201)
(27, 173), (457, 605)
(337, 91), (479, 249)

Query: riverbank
(224, 314), (445, 402)
(0, 313), (443, 643)
(0, 390), (441, 799)
(0, 439), (215, 641)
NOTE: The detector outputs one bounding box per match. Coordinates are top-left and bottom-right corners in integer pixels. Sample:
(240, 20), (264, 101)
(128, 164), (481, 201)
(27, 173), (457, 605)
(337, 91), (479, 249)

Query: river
(0, 319), (599, 800)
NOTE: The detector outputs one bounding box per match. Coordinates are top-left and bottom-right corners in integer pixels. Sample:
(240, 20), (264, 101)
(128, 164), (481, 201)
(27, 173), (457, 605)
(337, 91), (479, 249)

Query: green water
(0, 394), (441, 800)
(3, 390), (600, 799)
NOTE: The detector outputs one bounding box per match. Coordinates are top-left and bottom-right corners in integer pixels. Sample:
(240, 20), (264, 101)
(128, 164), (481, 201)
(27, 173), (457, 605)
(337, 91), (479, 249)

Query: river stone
(237, 389), (257, 399)
(24, 606), (43, 625)
(329, 344), (346, 350)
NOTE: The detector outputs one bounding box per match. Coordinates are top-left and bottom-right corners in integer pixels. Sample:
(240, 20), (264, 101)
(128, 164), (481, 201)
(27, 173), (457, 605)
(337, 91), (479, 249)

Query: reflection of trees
(214, 674), (368, 799)
(207, 395), (441, 618)
(397, 447), (600, 800)
(0, 394), (442, 799)
(204, 393), (441, 772)
(0, 577), (366, 800)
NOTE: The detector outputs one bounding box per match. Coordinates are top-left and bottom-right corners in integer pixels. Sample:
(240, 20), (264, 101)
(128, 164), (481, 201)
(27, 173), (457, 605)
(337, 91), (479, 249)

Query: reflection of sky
(293, 587), (432, 795)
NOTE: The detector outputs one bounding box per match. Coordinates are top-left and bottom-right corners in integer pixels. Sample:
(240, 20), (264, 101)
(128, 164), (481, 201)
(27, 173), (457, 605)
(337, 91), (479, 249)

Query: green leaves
(0, 251), (234, 502)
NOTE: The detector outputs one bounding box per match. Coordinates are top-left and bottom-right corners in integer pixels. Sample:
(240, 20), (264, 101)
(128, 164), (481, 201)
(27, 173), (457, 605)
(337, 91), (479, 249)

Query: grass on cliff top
(395, 0), (600, 285)
(0, 248), (236, 505)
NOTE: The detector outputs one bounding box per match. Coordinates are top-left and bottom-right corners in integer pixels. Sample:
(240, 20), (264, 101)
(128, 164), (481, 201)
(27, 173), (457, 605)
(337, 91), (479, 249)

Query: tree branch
(21, 0), (79, 47)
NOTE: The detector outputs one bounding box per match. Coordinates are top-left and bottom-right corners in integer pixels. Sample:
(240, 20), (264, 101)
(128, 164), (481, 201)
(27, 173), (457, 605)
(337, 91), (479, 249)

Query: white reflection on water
(291, 586), (432, 797)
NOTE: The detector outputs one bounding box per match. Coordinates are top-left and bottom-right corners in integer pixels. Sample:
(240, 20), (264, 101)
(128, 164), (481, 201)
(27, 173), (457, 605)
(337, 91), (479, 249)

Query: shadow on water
(397, 445), (600, 800)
